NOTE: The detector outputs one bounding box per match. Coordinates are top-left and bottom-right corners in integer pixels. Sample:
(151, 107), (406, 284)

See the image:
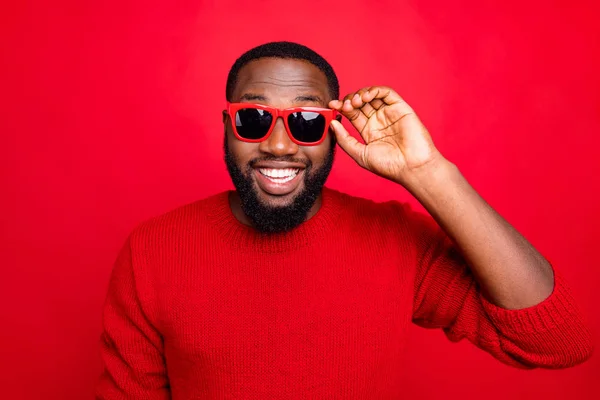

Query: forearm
(403, 157), (554, 309)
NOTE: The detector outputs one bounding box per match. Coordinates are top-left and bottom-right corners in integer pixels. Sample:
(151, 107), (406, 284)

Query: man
(96, 42), (593, 399)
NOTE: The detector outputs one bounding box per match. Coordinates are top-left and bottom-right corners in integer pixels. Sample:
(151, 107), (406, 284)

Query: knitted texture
(96, 187), (593, 399)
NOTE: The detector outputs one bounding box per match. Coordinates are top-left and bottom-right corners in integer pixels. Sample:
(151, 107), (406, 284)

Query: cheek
(304, 142), (332, 167)
(226, 134), (259, 165)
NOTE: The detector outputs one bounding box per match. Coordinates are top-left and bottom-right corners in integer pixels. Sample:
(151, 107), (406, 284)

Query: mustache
(248, 155), (312, 169)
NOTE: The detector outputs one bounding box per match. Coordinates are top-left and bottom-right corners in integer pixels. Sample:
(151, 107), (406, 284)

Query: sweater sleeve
(403, 205), (594, 369)
(96, 236), (170, 399)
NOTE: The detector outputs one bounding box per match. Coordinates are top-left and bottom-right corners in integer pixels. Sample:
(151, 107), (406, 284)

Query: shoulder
(128, 191), (228, 248)
(325, 186), (412, 214)
(324, 187), (418, 230)
(324, 186), (441, 238)
(325, 188), (447, 258)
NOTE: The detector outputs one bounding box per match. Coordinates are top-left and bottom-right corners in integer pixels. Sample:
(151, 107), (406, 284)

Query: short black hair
(226, 41), (339, 102)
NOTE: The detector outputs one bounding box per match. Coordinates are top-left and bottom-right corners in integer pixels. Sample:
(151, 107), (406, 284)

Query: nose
(258, 117), (299, 157)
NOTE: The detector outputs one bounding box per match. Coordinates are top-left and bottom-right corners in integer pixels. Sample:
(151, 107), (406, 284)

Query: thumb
(330, 120), (366, 168)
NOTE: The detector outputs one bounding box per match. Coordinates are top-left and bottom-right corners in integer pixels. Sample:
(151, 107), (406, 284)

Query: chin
(255, 186), (302, 208)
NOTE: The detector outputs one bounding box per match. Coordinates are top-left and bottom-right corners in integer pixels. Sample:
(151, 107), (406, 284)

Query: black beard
(224, 136), (335, 234)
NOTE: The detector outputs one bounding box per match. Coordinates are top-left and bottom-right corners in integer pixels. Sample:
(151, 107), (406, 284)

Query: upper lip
(253, 162), (305, 170)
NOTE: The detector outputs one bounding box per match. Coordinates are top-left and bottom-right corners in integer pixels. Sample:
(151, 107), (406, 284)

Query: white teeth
(259, 168), (299, 179)
(267, 174), (295, 183)
(258, 168), (300, 183)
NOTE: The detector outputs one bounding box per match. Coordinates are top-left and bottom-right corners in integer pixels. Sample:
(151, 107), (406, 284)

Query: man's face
(223, 57), (335, 233)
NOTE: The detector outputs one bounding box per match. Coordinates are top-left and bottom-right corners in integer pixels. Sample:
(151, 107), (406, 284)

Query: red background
(1, 0), (599, 398)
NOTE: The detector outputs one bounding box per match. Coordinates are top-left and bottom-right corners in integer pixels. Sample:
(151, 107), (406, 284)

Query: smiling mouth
(258, 168), (300, 183)
(252, 165), (305, 196)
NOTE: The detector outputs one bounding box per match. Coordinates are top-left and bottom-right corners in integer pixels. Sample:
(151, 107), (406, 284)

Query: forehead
(231, 58), (330, 105)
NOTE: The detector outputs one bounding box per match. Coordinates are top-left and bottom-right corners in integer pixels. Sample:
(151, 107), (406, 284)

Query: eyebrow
(295, 95), (324, 103)
(238, 93), (324, 104)
(239, 93), (267, 102)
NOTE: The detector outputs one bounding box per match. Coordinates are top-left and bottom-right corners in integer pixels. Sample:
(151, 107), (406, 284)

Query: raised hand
(329, 86), (445, 188)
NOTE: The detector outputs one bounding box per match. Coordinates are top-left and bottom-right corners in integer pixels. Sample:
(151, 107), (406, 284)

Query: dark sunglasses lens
(235, 108), (273, 139)
(287, 112), (326, 143)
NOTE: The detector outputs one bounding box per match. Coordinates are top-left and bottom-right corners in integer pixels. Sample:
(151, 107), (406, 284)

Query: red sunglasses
(226, 102), (339, 146)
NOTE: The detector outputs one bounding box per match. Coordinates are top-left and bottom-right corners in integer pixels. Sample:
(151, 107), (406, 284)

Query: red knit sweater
(96, 187), (593, 399)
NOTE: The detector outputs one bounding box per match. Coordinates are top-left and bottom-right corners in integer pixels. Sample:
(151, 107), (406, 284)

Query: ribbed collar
(206, 187), (343, 253)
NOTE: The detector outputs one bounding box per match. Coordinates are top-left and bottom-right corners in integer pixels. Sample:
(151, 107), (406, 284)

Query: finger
(328, 99), (343, 110)
(363, 86), (409, 107)
(334, 87), (390, 133)
(330, 88), (369, 109)
(330, 95), (369, 133)
(345, 88), (377, 128)
(347, 91), (375, 117)
(356, 92), (377, 118)
(330, 120), (367, 169)
(341, 98), (368, 133)
(364, 86), (416, 120)
(328, 95), (368, 130)
(369, 98), (385, 110)
(337, 87), (373, 104)
(351, 88), (383, 118)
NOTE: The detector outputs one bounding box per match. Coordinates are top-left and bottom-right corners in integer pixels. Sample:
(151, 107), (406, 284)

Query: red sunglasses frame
(226, 102), (339, 146)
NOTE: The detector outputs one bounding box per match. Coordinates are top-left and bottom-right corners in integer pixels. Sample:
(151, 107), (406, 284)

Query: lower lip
(254, 169), (304, 196)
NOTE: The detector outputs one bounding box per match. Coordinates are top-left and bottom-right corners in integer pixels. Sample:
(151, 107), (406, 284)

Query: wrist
(400, 155), (458, 196)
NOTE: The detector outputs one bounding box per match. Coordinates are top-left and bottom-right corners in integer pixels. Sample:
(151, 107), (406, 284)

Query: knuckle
(348, 110), (361, 121)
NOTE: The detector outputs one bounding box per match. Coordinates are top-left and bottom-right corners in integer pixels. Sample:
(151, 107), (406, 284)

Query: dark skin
(223, 58), (334, 226)
(224, 57), (553, 310)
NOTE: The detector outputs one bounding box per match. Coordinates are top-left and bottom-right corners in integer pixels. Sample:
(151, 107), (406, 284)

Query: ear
(223, 110), (232, 135)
